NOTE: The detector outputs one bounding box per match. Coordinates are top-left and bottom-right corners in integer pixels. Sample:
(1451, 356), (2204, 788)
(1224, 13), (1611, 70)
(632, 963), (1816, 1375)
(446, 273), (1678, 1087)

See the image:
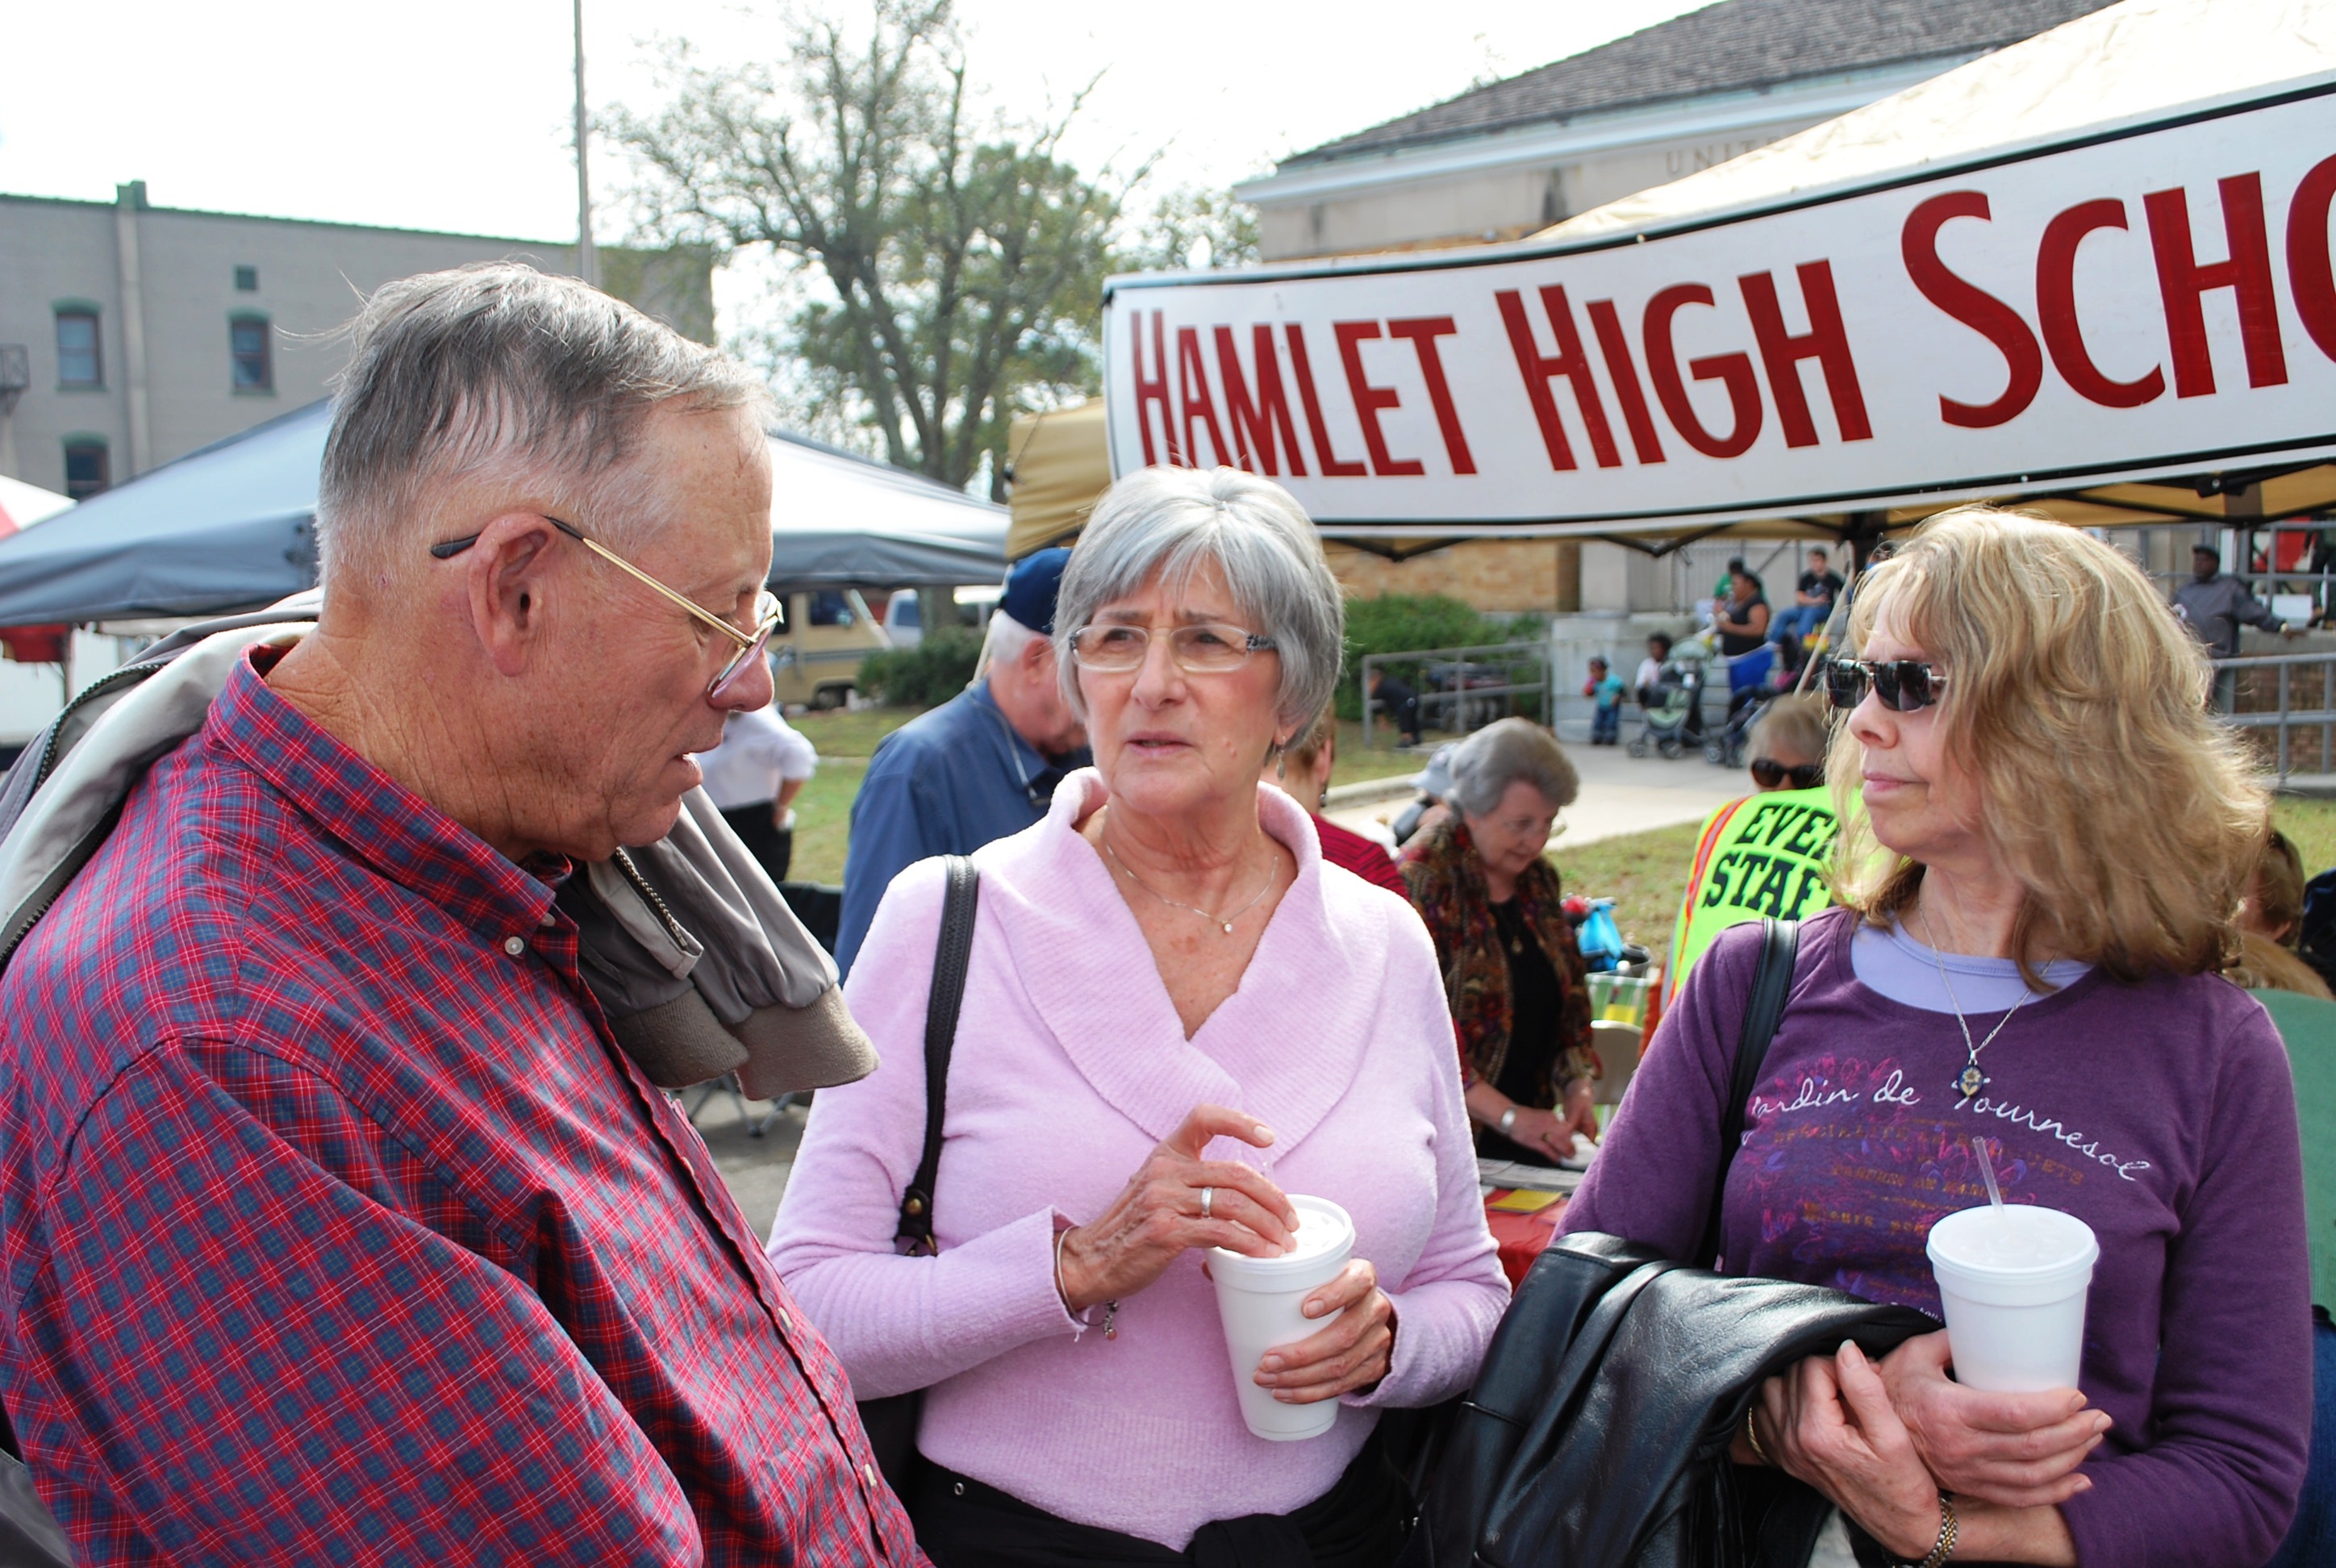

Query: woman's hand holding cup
(1253, 1257), (1395, 1404)
(1057, 1104), (1297, 1313)
(1877, 1331), (2105, 1507)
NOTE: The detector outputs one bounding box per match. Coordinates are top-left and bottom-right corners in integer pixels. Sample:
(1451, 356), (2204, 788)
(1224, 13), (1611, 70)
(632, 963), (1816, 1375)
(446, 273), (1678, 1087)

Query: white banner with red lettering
(1101, 85), (2336, 532)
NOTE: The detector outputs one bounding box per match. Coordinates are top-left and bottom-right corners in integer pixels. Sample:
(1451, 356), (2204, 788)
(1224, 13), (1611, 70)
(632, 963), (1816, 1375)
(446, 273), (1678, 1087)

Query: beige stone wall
(1324, 539), (1579, 614)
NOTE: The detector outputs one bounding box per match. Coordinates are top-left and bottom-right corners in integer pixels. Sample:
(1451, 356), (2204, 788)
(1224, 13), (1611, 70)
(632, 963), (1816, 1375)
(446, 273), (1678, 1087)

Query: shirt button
(539, 911), (557, 928)
(503, 936), (526, 957)
(860, 1462), (878, 1489)
(778, 1309), (793, 1334)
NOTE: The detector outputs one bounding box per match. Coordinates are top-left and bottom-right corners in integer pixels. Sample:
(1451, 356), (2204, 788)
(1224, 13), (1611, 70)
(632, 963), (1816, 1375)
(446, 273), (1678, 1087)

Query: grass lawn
(2276, 795), (2336, 878)
(783, 705), (921, 885)
(1554, 821), (1704, 971)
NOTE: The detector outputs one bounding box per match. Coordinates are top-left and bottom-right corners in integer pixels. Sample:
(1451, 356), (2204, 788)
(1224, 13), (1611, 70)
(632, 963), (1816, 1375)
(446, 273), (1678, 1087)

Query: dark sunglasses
(1825, 657), (1949, 713)
(1750, 759), (1825, 790)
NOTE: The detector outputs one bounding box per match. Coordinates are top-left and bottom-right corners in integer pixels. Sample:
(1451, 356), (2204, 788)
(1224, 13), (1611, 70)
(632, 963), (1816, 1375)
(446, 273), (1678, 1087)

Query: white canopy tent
(1097, 0), (2336, 557)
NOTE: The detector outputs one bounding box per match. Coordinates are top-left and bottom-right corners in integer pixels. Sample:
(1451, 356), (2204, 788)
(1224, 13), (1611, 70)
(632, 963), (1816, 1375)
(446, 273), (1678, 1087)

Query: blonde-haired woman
(1566, 507), (2310, 1566)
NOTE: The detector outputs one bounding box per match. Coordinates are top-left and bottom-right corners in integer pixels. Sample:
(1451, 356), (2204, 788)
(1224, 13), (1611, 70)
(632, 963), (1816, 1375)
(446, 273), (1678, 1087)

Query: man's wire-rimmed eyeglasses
(431, 515), (781, 700)
(1067, 622), (1279, 674)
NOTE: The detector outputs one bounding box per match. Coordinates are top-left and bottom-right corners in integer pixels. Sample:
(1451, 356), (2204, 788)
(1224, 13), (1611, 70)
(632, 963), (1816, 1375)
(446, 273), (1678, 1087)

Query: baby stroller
(1705, 681), (1775, 768)
(1627, 639), (1710, 758)
(1703, 642), (1782, 767)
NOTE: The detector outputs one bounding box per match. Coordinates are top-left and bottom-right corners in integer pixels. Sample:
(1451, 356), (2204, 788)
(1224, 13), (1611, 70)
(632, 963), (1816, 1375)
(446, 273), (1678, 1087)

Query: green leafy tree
(615, 1), (1124, 497)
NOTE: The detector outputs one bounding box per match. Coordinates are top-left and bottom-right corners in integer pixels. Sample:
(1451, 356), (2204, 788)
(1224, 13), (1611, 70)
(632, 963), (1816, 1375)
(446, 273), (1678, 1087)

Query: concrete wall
(0, 188), (714, 496)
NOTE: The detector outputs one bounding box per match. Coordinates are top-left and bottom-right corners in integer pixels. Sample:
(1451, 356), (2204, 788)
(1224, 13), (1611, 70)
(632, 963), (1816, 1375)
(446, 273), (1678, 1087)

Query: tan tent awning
(1005, 402), (1111, 561)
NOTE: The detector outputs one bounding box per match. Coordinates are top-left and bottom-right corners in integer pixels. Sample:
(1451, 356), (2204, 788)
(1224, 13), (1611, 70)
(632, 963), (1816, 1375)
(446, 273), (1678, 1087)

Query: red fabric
(0, 649), (921, 1566)
(1310, 811), (1409, 896)
(1483, 1194), (1567, 1287)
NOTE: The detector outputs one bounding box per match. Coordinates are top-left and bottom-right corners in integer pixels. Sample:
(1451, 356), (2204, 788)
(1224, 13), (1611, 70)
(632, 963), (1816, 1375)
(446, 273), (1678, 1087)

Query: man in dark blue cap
(835, 547), (1090, 974)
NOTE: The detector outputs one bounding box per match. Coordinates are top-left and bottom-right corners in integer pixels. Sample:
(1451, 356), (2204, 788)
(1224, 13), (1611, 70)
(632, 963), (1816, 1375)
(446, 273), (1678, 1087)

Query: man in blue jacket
(836, 547), (1088, 973)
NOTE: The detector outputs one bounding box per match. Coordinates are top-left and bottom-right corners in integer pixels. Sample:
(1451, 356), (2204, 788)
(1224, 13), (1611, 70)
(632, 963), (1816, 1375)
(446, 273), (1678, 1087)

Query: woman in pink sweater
(769, 466), (1508, 1564)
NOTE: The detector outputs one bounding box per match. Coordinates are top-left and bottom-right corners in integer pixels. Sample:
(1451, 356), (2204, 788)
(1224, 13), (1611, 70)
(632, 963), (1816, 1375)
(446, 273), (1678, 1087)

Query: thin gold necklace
(1915, 906), (2032, 1101)
(1102, 839), (1277, 935)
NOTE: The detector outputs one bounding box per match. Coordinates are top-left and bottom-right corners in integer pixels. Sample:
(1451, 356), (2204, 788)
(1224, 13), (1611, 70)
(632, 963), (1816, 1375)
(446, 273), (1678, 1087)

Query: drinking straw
(1974, 1136), (2007, 1212)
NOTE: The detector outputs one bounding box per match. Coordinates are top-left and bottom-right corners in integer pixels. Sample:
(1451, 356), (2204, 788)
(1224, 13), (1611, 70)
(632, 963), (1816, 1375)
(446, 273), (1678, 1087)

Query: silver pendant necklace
(1915, 907), (2031, 1100)
(1103, 840), (1276, 935)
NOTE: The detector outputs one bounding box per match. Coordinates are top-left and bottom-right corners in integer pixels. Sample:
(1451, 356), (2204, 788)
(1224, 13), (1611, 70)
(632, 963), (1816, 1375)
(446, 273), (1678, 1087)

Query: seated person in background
(770, 465), (1507, 1566)
(2227, 828), (2334, 999)
(1568, 506), (2309, 1567)
(1276, 708), (1408, 896)
(1367, 664), (1422, 747)
(1634, 633), (1673, 708)
(1405, 719), (1600, 1166)
(697, 690), (817, 885)
(1772, 546), (1845, 644)
(1584, 656), (1624, 745)
(1716, 569), (1776, 715)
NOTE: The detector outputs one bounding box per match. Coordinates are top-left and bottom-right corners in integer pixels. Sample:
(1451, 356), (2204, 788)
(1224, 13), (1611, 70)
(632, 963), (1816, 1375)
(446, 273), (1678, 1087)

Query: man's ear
(462, 513), (561, 677)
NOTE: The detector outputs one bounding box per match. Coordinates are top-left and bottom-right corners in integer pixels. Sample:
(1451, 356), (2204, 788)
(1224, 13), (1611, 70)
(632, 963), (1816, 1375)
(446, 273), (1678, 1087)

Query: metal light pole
(573, 0), (599, 289)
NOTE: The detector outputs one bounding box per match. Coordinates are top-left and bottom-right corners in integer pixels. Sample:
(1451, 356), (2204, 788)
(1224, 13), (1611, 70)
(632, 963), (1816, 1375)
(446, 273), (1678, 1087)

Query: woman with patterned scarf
(1404, 717), (1600, 1165)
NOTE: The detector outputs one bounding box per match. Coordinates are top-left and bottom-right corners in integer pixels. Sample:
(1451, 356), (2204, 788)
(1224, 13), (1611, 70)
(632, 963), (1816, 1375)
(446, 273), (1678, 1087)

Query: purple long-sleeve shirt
(1565, 907), (2309, 1568)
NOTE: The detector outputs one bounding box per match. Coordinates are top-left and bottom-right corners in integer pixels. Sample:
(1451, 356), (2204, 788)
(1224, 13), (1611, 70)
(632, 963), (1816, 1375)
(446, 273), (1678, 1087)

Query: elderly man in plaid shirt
(0, 265), (923, 1564)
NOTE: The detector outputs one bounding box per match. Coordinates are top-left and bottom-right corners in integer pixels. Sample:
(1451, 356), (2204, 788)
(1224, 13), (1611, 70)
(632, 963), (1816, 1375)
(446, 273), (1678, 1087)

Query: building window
(234, 265), (258, 291)
(56, 311), (101, 389)
(230, 316), (273, 393)
(63, 440), (110, 500)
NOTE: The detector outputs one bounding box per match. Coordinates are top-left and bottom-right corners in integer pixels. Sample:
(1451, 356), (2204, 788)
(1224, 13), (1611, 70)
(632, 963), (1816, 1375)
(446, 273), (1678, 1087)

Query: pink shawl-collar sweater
(768, 769), (1508, 1549)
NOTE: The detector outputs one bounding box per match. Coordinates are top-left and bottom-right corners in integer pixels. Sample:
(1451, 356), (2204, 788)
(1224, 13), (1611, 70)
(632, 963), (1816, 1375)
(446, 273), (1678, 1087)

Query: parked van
(882, 585), (1004, 650)
(769, 588), (889, 709)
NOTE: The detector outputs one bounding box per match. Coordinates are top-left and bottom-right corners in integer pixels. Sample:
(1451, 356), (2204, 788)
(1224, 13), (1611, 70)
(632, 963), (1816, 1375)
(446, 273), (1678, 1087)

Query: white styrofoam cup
(1208, 1194), (1355, 1441)
(1926, 1203), (2098, 1393)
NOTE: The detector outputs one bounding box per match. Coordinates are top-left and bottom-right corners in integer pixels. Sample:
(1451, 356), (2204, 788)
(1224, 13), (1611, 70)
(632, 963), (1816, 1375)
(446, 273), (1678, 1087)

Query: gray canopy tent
(0, 400), (1007, 627)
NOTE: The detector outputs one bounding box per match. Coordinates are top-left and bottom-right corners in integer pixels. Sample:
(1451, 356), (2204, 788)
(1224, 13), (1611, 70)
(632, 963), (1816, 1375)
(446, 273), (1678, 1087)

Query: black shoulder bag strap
(857, 855), (979, 1493)
(1696, 917), (1800, 1271)
(896, 855), (978, 1256)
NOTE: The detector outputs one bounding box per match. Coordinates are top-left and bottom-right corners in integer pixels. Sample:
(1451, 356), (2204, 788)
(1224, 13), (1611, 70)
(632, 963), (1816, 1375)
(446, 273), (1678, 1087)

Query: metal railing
(2213, 648), (2336, 777)
(1359, 640), (1551, 750)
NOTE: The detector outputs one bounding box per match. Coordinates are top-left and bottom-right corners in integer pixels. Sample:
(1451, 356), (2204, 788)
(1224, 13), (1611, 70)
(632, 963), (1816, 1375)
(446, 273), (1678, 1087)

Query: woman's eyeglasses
(1824, 657), (1949, 713)
(431, 515), (781, 701)
(1067, 622), (1277, 674)
(1749, 759), (1825, 790)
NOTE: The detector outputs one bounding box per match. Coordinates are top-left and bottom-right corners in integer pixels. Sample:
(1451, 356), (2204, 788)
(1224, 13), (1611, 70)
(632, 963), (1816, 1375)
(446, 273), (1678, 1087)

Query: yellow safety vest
(1664, 786), (1841, 1007)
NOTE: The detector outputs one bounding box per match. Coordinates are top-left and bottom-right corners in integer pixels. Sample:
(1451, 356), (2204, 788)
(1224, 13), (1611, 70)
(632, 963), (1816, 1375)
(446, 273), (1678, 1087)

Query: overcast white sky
(3, 0), (1709, 241)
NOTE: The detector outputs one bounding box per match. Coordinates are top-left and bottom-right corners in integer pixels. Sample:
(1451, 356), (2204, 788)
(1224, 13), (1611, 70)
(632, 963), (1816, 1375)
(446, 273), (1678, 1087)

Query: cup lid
(1926, 1202), (2098, 1277)
(1208, 1195), (1354, 1281)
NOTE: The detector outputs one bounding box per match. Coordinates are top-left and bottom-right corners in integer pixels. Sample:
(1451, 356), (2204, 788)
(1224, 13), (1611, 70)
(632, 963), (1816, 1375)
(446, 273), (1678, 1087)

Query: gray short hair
(977, 607), (1044, 678)
(1448, 718), (1579, 818)
(317, 262), (771, 582)
(1053, 466), (1344, 733)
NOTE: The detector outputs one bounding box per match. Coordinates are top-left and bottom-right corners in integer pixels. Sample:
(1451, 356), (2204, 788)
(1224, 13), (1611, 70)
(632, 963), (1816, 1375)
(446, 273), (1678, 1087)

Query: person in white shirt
(697, 698), (818, 883)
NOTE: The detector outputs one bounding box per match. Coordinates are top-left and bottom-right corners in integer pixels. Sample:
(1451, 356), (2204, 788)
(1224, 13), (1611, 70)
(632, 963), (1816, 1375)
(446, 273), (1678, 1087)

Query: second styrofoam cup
(1208, 1194), (1355, 1441)
(1926, 1203), (2098, 1393)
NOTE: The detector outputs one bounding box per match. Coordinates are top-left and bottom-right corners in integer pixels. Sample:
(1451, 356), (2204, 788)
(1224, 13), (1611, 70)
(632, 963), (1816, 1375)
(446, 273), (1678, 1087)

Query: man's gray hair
(317, 262), (771, 581)
(1448, 718), (1579, 818)
(1053, 466), (1344, 732)
(977, 607), (1044, 679)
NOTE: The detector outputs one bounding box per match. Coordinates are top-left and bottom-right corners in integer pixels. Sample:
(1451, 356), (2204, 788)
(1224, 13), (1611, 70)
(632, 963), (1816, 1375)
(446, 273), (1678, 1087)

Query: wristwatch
(1498, 1105), (1519, 1135)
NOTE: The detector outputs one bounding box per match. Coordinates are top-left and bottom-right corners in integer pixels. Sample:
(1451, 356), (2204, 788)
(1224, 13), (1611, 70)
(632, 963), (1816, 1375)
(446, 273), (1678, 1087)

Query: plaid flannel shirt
(0, 649), (922, 1566)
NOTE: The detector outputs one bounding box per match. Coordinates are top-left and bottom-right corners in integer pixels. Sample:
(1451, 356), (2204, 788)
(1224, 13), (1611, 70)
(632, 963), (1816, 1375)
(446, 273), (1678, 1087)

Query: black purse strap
(895, 856), (978, 1256)
(1697, 917), (1800, 1270)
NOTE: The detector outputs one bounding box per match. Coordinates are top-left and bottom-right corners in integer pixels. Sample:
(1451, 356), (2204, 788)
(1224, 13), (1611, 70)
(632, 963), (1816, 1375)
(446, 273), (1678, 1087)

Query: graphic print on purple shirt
(1563, 906), (2310, 1568)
